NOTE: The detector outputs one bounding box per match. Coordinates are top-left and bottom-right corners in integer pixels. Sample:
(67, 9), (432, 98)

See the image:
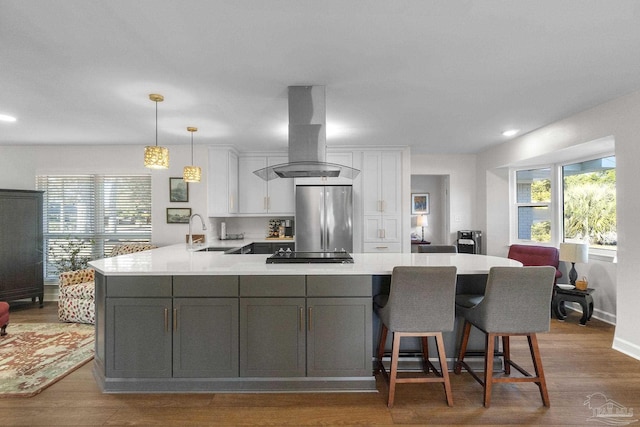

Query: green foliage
(49, 238), (94, 274)
(531, 221), (551, 242)
(531, 179), (551, 203)
(564, 170), (616, 246)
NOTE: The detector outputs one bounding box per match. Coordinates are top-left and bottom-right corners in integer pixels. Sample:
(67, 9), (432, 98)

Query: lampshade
(183, 126), (201, 182)
(144, 94), (169, 169)
(559, 242), (589, 263)
(417, 215), (428, 227)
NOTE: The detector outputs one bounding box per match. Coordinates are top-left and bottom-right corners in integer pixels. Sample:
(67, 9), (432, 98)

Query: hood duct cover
(253, 86), (360, 181)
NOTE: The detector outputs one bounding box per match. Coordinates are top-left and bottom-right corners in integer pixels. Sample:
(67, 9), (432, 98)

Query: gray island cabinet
(90, 245), (522, 393)
(94, 272), (374, 393)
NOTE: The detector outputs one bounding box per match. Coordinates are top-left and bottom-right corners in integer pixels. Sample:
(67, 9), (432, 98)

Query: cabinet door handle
(173, 308), (178, 331)
(164, 308), (169, 333)
(376, 246), (389, 250)
(299, 307), (304, 332)
(308, 307), (313, 332)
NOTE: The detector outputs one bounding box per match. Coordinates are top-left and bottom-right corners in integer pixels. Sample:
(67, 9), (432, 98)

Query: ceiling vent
(253, 86), (360, 181)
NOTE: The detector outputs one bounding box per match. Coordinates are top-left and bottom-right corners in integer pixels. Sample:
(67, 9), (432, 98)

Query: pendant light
(183, 127), (201, 182)
(144, 94), (169, 169)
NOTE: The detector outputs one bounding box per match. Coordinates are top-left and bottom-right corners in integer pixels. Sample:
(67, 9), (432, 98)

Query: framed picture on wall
(166, 208), (191, 224)
(411, 193), (430, 214)
(169, 177), (188, 202)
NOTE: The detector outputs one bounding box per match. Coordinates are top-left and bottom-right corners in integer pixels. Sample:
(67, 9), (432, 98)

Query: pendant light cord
(155, 100), (158, 147)
(190, 131), (194, 164)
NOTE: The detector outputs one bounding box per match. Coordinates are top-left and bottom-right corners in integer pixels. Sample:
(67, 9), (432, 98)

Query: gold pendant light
(144, 94), (169, 169)
(183, 126), (201, 182)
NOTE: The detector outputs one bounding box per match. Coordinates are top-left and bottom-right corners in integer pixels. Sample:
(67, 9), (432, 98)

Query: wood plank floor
(1, 301), (638, 426)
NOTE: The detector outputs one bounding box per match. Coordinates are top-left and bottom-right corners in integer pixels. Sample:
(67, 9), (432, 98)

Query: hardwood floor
(2, 301), (638, 426)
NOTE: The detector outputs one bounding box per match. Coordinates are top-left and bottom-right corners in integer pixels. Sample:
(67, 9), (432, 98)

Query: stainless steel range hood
(253, 86), (360, 181)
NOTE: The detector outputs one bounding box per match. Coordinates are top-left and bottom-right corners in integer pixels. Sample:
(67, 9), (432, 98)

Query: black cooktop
(266, 251), (354, 264)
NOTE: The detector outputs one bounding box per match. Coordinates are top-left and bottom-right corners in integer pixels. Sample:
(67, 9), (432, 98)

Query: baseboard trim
(612, 336), (640, 361)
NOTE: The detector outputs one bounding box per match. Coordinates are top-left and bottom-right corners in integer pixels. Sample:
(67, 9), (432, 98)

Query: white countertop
(89, 243), (522, 276)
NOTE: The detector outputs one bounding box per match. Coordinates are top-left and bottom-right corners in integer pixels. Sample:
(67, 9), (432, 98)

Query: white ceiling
(2, 1), (640, 154)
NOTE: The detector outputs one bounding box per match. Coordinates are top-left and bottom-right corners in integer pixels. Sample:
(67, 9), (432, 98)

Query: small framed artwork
(169, 177), (188, 202)
(166, 208), (191, 224)
(411, 193), (430, 215)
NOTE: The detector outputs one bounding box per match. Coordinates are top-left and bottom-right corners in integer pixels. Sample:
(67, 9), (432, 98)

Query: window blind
(36, 174), (152, 279)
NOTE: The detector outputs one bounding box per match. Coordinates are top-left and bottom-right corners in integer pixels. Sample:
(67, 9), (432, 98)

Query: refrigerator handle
(320, 189), (326, 251)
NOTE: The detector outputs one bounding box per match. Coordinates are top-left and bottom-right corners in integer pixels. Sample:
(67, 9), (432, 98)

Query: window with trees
(515, 168), (552, 242)
(36, 174), (152, 279)
(563, 156), (616, 250)
(514, 155), (616, 251)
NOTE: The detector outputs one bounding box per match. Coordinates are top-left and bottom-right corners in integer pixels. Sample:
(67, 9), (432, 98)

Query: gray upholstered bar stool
(454, 266), (556, 407)
(418, 245), (458, 253)
(374, 266), (457, 407)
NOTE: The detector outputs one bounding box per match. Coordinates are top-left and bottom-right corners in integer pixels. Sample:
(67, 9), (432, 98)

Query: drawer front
(106, 276), (172, 297)
(173, 275), (239, 297)
(240, 275), (305, 297)
(363, 242), (402, 253)
(307, 275), (372, 297)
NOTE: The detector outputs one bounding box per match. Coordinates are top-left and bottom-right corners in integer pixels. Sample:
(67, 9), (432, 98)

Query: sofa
(507, 244), (562, 283)
(58, 243), (156, 324)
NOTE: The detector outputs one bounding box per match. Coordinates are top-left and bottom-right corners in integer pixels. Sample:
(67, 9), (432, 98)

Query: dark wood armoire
(0, 189), (44, 306)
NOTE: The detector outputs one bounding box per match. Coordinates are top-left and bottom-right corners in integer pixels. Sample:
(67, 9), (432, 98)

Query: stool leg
(455, 321), (472, 374)
(502, 336), (511, 375)
(483, 333), (497, 407)
(388, 333), (402, 408)
(435, 332), (453, 406)
(421, 336), (430, 374)
(528, 334), (550, 407)
(375, 324), (388, 374)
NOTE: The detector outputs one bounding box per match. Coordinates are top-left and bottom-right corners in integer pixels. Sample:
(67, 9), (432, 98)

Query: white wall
(411, 154), (478, 246)
(476, 89), (640, 360)
(0, 144), (210, 247)
(410, 175), (447, 244)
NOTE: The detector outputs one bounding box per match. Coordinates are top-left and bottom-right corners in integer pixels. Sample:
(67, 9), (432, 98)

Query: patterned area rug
(0, 322), (94, 397)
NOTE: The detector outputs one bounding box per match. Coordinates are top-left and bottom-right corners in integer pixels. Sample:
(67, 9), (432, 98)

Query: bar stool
(454, 266), (556, 407)
(374, 266), (457, 407)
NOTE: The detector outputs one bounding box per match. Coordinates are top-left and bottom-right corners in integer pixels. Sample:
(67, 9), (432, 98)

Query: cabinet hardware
(164, 308), (169, 333)
(299, 307), (304, 332)
(376, 246), (389, 249)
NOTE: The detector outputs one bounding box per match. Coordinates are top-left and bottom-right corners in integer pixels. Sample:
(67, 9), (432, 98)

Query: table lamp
(417, 215), (428, 242)
(559, 242), (589, 286)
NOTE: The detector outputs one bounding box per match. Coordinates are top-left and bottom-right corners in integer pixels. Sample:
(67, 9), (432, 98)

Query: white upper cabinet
(361, 150), (402, 250)
(362, 151), (401, 217)
(208, 147), (239, 216)
(238, 155), (294, 215)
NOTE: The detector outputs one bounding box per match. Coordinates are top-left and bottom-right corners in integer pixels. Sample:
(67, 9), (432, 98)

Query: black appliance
(457, 230), (482, 254)
(266, 251), (354, 264)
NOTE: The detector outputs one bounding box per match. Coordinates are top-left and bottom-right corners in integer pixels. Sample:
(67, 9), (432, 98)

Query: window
(36, 175), (152, 279)
(513, 154), (616, 252)
(563, 156), (616, 250)
(515, 168), (552, 243)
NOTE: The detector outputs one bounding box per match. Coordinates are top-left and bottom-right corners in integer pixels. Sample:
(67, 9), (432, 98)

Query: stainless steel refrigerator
(295, 185), (353, 252)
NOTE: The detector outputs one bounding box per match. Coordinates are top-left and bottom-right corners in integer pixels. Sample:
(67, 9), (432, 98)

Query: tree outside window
(563, 156), (616, 249)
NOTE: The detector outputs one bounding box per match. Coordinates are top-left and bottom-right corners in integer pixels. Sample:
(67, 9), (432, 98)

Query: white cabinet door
(379, 151), (401, 215)
(362, 152), (382, 216)
(228, 151), (239, 214)
(208, 148), (239, 216)
(238, 155), (294, 215)
(238, 157), (268, 214)
(266, 156), (294, 214)
(361, 150), (402, 252)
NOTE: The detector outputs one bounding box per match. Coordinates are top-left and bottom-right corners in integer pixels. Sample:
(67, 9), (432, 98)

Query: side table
(552, 287), (595, 326)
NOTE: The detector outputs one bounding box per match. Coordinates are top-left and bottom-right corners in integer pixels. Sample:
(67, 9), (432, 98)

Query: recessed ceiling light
(0, 114), (17, 123)
(502, 129), (520, 137)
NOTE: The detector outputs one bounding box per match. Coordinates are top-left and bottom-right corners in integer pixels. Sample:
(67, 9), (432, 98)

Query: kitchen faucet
(188, 213), (207, 248)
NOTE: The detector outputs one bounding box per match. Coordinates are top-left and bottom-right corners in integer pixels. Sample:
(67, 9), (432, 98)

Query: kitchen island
(90, 244), (520, 393)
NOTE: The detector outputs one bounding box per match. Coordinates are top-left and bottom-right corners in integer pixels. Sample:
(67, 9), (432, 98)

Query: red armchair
(507, 244), (562, 283)
(0, 301), (9, 336)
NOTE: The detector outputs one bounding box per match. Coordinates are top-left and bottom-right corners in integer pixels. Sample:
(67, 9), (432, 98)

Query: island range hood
(253, 86), (360, 181)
